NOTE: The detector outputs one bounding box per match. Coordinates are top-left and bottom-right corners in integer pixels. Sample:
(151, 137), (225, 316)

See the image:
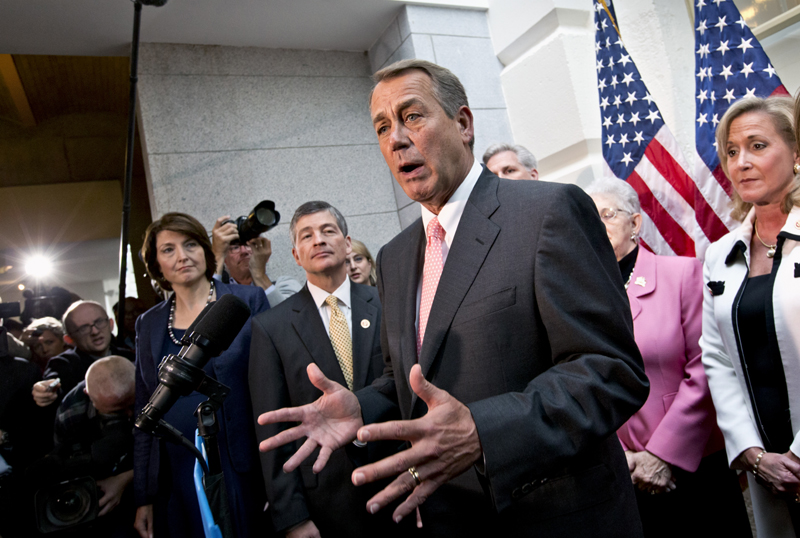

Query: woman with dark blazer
(133, 212), (269, 538)
(587, 179), (750, 538)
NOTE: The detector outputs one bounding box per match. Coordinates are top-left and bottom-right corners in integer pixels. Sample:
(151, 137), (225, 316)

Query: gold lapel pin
(361, 319), (370, 329)
(635, 276), (647, 287)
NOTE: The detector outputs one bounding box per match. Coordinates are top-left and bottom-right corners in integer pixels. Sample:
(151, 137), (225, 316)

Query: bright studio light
(18, 283), (25, 291)
(25, 255), (53, 279)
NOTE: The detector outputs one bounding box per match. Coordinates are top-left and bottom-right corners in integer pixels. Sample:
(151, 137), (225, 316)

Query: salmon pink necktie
(417, 216), (445, 357)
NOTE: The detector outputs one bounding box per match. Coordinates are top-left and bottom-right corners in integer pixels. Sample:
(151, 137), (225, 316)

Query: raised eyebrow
(372, 97), (424, 125)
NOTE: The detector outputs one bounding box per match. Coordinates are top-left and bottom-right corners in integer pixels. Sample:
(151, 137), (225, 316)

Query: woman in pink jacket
(587, 179), (750, 538)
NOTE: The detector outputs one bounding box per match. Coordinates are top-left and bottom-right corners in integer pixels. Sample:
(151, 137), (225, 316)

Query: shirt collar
(420, 159), (482, 247)
(307, 277), (351, 309)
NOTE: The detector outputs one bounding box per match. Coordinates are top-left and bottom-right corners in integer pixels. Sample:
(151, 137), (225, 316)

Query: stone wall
(137, 44), (402, 283)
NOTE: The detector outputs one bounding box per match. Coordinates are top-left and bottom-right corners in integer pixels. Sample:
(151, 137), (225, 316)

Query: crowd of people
(1, 59), (800, 538)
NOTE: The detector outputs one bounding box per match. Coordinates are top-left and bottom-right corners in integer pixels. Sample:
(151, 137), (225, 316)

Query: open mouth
(400, 163), (423, 175)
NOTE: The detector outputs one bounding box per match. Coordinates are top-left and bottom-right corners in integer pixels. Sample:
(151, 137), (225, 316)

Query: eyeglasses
(71, 317), (109, 337)
(598, 208), (631, 221)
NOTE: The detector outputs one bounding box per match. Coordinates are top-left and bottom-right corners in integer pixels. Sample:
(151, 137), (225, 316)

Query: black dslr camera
(224, 200), (281, 243)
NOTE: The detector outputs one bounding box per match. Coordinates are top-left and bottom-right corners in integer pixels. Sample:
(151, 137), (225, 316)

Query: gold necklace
(753, 217), (777, 258)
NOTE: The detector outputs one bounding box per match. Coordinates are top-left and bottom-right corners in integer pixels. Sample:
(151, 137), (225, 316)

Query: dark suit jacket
(133, 281), (269, 536)
(356, 169), (650, 536)
(250, 283), (397, 535)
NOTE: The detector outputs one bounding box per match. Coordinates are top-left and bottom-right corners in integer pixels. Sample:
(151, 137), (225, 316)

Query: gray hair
(585, 178), (642, 215)
(482, 143), (538, 171)
(62, 300), (108, 333)
(370, 59), (474, 151)
(715, 96), (799, 222)
(289, 201), (348, 247)
(26, 317), (65, 339)
(85, 356), (135, 405)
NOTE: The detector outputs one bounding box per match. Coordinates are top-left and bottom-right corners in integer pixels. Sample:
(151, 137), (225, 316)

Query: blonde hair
(349, 239), (377, 286)
(715, 96), (799, 222)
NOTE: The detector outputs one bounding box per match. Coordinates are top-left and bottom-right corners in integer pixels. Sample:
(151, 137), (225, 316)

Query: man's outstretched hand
(350, 364), (482, 524)
(257, 363), (363, 473)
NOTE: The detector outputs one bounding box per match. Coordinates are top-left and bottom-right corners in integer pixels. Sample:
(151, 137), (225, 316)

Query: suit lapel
(290, 286), (349, 387)
(350, 284), (379, 390)
(626, 248), (656, 321)
(411, 171), (501, 414)
(148, 300), (169, 374)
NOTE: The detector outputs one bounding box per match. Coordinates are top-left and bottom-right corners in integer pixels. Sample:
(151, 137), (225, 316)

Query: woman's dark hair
(141, 212), (216, 291)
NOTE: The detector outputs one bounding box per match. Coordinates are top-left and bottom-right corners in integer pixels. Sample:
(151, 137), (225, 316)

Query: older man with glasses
(32, 301), (134, 409)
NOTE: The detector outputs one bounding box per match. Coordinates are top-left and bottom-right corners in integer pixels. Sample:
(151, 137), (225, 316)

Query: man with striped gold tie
(249, 201), (395, 538)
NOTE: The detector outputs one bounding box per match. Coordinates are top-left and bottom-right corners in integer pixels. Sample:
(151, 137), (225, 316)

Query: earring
(631, 232), (637, 242)
(794, 163), (800, 175)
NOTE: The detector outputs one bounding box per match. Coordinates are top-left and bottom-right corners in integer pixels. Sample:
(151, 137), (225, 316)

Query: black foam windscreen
(181, 301), (214, 344)
(192, 294), (251, 353)
(139, 0), (168, 6)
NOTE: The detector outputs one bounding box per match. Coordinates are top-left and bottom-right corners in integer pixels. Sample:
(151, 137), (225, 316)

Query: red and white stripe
(606, 125), (737, 259)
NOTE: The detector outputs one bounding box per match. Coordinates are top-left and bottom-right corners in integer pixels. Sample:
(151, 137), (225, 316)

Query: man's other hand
(257, 363), (362, 474)
(96, 469), (133, 516)
(351, 364), (482, 523)
(32, 380), (59, 407)
(248, 237), (274, 287)
(286, 519), (321, 538)
(134, 504), (154, 538)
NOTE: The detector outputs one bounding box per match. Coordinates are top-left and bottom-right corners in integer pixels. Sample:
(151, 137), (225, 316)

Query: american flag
(694, 0), (789, 241)
(594, 0), (710, 257)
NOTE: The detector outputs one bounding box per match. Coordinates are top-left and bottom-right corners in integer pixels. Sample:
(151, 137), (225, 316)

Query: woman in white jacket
(701, 95), (800, 537)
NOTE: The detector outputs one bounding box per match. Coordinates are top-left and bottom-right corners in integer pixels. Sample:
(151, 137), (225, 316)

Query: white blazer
(701, 205), (800, 537)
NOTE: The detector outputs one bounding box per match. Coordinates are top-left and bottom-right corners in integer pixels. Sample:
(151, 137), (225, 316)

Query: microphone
(139, 0), (169, 6)
(135, 294), (251, 434)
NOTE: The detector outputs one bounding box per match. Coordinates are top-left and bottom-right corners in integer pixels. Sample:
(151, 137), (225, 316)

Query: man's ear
(109, 318), (115, 333)
(292, 247), (302, 267)
(531, 169), (539, 181)
(345, 236), (352, 254)
(455, 106), (474, 144)
(64, 334), (75, 346)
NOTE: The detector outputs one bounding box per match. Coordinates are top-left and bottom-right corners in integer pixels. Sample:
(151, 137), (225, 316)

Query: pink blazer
(617, 248), (724, 472)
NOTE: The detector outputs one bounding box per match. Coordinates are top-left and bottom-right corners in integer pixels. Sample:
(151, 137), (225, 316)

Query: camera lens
(255, 206), (276, 227)
(45, 485), (92, 526)
(237, 200), (280, 243)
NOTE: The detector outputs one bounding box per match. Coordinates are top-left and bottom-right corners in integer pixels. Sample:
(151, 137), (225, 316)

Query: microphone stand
(139, 350), (234, 538)
(116, 0), (143, 345)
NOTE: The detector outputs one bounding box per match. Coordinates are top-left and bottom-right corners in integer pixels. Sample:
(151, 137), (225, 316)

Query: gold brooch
(360, 319), (370, 329)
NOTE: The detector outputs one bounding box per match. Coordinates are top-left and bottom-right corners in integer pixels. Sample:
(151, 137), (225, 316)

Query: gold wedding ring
(408, 466), (421, 486)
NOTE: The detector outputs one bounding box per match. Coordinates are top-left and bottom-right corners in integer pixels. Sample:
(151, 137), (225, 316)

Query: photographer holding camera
(211, 215), (301, 308)
(30, 356), (137, 537)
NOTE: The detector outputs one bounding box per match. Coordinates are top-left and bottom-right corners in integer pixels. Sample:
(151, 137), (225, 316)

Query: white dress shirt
(416, 159), (483, 331)
(307, 277), (353, 338)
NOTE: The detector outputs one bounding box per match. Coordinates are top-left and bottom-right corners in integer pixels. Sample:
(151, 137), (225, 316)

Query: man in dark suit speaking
(257, 60), (649, 536)
(249, 201), (392, 538)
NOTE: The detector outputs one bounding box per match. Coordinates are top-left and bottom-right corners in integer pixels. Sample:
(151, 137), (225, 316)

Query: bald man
(53, 356), (136, 531)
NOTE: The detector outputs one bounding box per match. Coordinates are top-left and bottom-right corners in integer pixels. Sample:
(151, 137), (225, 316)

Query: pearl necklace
(753, 217), (777, 258)
(168, 281), (215, 345)
(624, 267), (635, 290)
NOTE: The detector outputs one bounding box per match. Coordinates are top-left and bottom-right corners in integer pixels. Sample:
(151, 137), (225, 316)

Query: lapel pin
(635, 276), (647, 287)
(795, 220), (800, 229)
(360, 319), (370, 329)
